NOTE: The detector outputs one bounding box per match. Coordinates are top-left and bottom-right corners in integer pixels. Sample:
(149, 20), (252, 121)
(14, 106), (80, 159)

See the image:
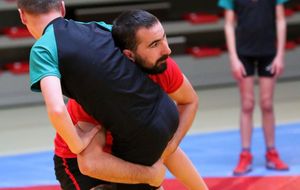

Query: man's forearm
(77, 132), (163, 186)
(172, 101), (198, 147)
(78, 151), (154, 184)
(170, 77), (199, 147)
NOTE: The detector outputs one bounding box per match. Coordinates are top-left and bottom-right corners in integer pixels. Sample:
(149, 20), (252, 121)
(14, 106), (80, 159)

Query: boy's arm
(40, 76), (98, 154)
(272, 4), (287, 77)
(224, 9), (246, 80)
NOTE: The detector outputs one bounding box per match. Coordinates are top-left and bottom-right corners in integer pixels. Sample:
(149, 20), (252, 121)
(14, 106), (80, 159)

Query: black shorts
(54, 155), (108, 190)
(238, 54), (275, 77)
(111, 94), (179, 190)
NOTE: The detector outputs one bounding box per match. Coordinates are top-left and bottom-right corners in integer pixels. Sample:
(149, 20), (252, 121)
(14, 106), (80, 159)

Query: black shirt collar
(42, 17), (64, 35)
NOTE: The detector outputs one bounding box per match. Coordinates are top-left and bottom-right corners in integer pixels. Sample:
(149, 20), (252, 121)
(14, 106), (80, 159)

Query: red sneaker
(266, 149), (289, 170)
(233, 151), (253, 175)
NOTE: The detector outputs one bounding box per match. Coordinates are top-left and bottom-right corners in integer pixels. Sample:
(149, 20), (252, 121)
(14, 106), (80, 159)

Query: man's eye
(151, 42), (159, 48)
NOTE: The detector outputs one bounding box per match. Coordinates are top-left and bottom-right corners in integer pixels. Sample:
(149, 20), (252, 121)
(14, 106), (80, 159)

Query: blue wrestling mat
(0, 122), (299, 188)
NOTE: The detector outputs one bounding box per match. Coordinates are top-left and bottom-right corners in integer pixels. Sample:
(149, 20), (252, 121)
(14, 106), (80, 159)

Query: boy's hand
(75, 121), (100, 152)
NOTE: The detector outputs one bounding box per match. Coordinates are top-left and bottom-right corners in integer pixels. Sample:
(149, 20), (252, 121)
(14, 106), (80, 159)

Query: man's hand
(149, 159), (166, 187)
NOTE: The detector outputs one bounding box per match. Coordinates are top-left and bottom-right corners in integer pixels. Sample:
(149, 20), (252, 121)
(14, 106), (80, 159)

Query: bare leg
(233, 77), (256, 175)
(259, 77), (276, 148)
(164, 148), (209, 190)
(238, 77), (255, 149)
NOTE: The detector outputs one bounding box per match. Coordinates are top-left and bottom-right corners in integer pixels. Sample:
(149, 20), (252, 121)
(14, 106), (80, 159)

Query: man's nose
(162, 40), (172, 55)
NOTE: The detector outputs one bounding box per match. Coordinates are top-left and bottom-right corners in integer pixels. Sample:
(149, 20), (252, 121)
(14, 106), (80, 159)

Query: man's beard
(136, 55), (168, 74)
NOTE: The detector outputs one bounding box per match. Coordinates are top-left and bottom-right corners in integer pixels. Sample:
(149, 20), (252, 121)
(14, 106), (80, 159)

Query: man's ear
(123, 49), (135, 62)
(18, 9), (27, 25)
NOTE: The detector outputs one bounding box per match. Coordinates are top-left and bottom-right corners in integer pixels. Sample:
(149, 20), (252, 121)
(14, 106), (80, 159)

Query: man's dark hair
(112, 9), (159, 51)
(17, 0), (62, 14)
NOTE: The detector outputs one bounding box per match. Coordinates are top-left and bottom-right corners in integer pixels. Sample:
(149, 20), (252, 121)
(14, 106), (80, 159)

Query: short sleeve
(96, 21), (112, 32)
(148, 57), (184, 94)
(218, 0), (234, 10)
(276, 0), (288, 4)
(30, 25), (60, 92)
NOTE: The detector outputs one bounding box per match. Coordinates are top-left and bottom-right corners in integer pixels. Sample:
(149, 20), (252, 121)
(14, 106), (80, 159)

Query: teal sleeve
(96, 21), (112, 32)
(277, 0), (288, 4)
(30, 25), (60, 92)
(218, 0), (234, 10)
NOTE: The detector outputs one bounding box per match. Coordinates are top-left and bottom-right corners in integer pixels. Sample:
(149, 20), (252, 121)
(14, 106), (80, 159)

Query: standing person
(16, 1), (200, 190)
(55, 10), (208, 190)
(219, 0), (289, 175)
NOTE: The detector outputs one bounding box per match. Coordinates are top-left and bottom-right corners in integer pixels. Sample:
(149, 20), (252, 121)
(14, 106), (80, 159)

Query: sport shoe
(233, 151), (253, 175)
(266, 149), (289, 170)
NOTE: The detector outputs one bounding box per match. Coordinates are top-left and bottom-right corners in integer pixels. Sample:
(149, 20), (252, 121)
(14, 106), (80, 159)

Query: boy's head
(17, 0), (65, 39)
(17, 0), (63, 14)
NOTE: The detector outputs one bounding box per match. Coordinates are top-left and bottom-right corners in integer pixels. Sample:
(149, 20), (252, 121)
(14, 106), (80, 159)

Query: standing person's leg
(233, 76), (255, 175)
(258, 77), (276, 149)
(239, 77), (255, 150)
(258, 75), (288, 170)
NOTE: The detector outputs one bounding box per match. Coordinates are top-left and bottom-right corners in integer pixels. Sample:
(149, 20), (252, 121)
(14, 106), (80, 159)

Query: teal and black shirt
(218, 0), (288, 56)
(29, 17), (179, 168)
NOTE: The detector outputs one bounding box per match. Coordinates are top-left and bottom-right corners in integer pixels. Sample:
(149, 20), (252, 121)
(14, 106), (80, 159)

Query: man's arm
(77, 126), (166, 187)
(162, 75), (199, 159)
(164, 147), (209, 190)
(40, 76), (98, 154)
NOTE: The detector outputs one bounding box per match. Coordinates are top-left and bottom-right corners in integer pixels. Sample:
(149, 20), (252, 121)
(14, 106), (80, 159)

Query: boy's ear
(123, 49), (135, 62)
(61, 1), (66, 17)
(18, 9), (27, 25)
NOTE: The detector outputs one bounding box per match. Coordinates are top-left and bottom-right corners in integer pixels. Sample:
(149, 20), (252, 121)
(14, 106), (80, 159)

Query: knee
(241, 98), (255, 113)
(260, 98), (273, 113)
